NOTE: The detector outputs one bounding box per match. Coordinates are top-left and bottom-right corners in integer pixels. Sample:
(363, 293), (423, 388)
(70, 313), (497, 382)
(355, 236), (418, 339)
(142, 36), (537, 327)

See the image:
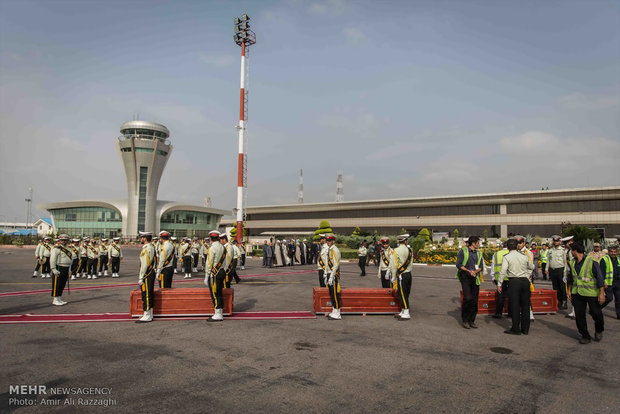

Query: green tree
(352, 226), (361, 236)
(229, 226), (247, 239)
(314, 220), (333, 240)
(453, 229), (459, 246)
(562, 225), (601, 243)
(418, 228), (431, 243)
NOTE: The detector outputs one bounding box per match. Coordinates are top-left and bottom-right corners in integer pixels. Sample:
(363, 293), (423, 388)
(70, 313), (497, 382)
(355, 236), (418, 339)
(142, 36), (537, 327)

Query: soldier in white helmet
(87, 239), (99, 279)
(323, 235), (342, 320)
(69, 239), (80, 280)
(205, 231), (227, 322)
(157, 231), (175, 288)
(390, 234), (414, 320)
(39, 236), (53, 278)
(108, 237), (123, 277)
(180, 237), (192, 278)
(98, 238), (109, 276)
(136, 232), (156, 323)
(77, 238), (89, 278)
(377, 237), (393, 289)
(50, 234), (75, 306)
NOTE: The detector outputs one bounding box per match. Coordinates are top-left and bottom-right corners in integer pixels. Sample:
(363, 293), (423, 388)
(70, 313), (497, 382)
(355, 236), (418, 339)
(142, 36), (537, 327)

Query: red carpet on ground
(0, 310), (316, 324)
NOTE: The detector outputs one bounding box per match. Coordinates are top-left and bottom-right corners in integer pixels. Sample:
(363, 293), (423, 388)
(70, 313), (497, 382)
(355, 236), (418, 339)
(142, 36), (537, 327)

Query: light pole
(233, 13), (256, 244)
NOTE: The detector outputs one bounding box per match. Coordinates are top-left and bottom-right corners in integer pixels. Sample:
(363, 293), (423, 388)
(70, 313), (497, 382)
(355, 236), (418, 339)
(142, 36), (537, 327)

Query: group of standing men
(34, 236), (123, 282)
(135, 230), (245, 323)
(261, 239), (312, 268)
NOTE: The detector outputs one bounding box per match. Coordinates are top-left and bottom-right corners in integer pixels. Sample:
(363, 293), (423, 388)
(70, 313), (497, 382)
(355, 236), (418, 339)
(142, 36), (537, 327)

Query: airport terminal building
(40, 121), (227, 239)
(244, 187), (620, 239)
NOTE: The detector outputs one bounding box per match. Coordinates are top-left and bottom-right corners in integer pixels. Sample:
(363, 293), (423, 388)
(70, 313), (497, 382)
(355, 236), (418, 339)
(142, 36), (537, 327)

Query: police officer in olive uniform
(136, 231), (156, 323)
(157, 231), (175, 288)
(204, 231), (227, 322)
(456, 236), (484, 329)
(50, 234), (75, 306)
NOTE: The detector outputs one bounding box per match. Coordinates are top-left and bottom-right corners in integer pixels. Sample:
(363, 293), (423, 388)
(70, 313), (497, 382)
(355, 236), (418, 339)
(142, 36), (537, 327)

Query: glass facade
(160, 210), (217, 239)
(138, 167), (147, 232)
(507, 199), (620, 214)
(51, 207), (122, 238)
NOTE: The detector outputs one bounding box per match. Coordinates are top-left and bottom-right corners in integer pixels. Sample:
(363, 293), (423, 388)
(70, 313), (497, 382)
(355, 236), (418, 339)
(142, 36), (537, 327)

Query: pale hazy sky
(1, 0), (619, 221)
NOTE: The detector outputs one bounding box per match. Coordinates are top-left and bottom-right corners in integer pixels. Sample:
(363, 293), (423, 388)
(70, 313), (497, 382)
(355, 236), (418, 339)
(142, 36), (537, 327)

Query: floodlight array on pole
(233, 13), (256, 244)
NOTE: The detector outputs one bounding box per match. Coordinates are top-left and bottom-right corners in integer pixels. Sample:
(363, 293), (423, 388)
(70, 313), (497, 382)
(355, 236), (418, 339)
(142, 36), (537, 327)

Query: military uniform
(358, 244), (368, 276)
(87, 241), (99, 279)
(33, 240), (45, 277)
(69, 239), (80, 280)
(316, 236), (327, 287)
(377, 238), (393, 289)
(498, 248), (534, 335)
(157, 232), (175, 288)
(389, 235), (414, 320)
(491, 247), (510, 318)
(205, 231), (227, 322)
(323, 235), (342, 320)
(190, 239), (200, 272)
(547, 236), (569, 309)
(221, 237), (234, 288)
(136, 232), (156, 323)
(98, 239), (109, 276)
(180, 239), (192, 278)
(39, 238), (53, 278)
(50, 235), (75, 305)
(77, 239), (89, 277)
(108, 238), (123, 277)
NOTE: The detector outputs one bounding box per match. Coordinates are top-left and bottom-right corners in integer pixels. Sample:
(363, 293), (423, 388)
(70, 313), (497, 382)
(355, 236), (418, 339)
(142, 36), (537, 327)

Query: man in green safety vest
(456, 236), (484, 329)
(567, 242), (606, 344)
(600, 245), (620, 319)
(491, 241), (510, 319)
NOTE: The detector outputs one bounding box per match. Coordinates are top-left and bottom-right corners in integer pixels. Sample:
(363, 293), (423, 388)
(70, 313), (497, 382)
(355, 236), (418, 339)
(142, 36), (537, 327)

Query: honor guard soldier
(190, 237), (200, 273)
(39, 236), (53, 278)
(171, 237), (179, 273)
(323, 235), (342, 320)
(87, 240), (99, 279)
(205, 230), (227, 322)
(220, 234), (234, 288)
(108, 237), (123, 277)
(546, 235), (569, 310)
(200, 238), (208, 271)
(33, 238), (45, 277)
(498, 239), (534, 335)
(358, 241), (368, 276)
(231, 240), (242, 284)
(240, 241), (247, 270)
(389, 234), (414, 320)
(567, 242), (606, 344)
(136, 231), (156, 323)
(69, 239), (80, 280)
(98, 238), (109, 276)
(50, 234), (75, 306)
(456, 236), (484, 329)
(77, 238), (89, 277)
(600, 245), (620, 319)
(180, 237), (192, 278)
(157, 231), (175, 288)
(316, 234), (327, 287)
(377, 237), (393, 289)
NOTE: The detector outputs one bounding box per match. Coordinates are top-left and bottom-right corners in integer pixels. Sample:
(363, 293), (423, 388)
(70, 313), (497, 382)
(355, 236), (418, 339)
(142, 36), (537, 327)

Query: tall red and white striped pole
(234, 14), (255, 244)
(235, 41), (246, 244)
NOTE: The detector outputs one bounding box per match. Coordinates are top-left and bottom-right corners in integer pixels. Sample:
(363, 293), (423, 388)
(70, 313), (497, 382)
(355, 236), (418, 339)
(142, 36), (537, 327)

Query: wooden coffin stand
(461, 289), (558, 315)
(130, 288), (234, 317)
(313, 287), (401, 315)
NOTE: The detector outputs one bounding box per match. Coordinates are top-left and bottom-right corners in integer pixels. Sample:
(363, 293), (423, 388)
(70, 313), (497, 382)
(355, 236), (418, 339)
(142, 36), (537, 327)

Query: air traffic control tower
(117, 121), (173, 235)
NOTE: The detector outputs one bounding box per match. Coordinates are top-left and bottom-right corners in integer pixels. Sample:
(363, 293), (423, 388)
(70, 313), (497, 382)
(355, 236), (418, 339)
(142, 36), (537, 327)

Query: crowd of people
(32, 230), (620, 339)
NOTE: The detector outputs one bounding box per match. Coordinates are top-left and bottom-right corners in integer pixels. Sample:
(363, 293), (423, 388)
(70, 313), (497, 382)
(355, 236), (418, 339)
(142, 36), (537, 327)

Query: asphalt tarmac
(1, 246), (619, 413)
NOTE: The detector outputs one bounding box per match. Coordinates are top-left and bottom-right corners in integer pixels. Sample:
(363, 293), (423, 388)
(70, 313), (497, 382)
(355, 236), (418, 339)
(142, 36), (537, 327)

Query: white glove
(384, 270), (391, 280)
(327, 273), (334, 286)
(52, 269), (60, 276)
(323, 273), (328, 285)
(204, 276), (209, 286)
(399, 274), (402, 282)
(138, 278), (144, 287)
